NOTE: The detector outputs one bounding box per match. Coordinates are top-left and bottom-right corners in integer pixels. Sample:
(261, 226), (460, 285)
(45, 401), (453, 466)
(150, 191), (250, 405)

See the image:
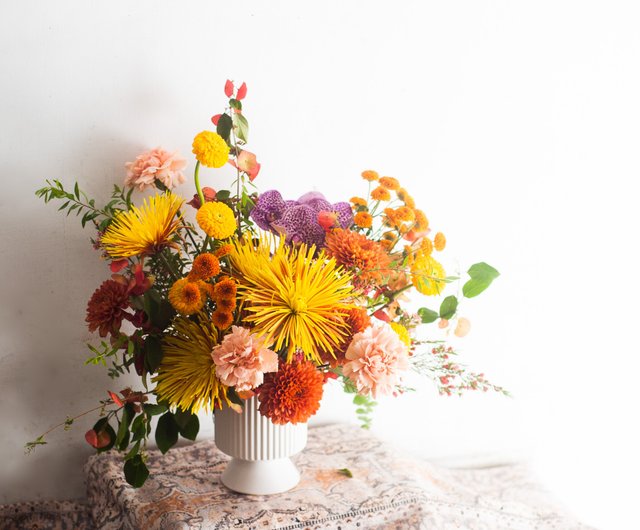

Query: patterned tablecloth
(1, 423), (592, 529)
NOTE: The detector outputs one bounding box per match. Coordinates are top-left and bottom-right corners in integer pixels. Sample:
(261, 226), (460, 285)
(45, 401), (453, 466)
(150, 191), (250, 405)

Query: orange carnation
(257, 359), (324, 424)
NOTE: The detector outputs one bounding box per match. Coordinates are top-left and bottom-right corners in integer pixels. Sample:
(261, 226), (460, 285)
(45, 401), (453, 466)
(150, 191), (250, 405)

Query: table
(2, 424), (592, 529)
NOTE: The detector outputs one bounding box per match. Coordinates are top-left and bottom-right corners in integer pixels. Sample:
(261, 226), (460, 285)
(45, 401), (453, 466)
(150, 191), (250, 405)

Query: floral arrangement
(29, 80), (505, 487)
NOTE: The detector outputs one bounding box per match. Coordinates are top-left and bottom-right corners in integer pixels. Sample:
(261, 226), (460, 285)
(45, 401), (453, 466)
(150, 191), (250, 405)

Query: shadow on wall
(0, 133), (147, 503)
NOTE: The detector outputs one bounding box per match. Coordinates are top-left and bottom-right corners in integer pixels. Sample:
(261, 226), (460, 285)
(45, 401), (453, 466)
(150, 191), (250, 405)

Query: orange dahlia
(325, 229), (392, 288)
(320, 306), (371, 367)
(257, 359), (324, 424)
(86, 280), (130, 337)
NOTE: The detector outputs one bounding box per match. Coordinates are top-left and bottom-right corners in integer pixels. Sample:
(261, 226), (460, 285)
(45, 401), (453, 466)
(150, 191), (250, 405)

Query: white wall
(1, 1), (638, 528)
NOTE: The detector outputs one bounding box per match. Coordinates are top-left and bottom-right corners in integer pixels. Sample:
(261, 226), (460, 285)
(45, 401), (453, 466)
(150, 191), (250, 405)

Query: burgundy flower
(85, 280), (131, 337)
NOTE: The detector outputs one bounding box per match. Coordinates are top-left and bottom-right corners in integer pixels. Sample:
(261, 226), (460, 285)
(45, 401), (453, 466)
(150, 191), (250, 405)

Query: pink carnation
(211, 326), (279, 392)
(124, 148), (187, 191)
(342, 322), (409, 398)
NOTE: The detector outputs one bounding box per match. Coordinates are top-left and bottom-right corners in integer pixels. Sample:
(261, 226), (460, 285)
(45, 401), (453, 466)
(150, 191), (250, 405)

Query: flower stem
(194, 161), (204, 207)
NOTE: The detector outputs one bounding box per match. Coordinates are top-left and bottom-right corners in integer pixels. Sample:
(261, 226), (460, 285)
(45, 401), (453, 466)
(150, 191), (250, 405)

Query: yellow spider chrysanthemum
(192, 131), (230, 168)
(230, 237), (354, 363)
(153, 314), (230, 413)
(100, 193), (183, 259)
(390, 322), (412, 349)
(196, 202), (237, 239)
(411, 254), (446, 296)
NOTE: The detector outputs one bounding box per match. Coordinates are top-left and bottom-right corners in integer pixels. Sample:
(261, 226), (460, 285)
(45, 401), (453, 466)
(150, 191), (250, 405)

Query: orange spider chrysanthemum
(212, 310), (234, 329)
(320, 306), (371, 367)
(325, 229), (392, 288)
(188, 253), (220, 281)
(371, 186), (391, 201)
(257, 359), (324, 424)
(354, 211), (373, 229)
(168, 278), (206, 315)
(361, 170), (379, 182)
(434, 232), (446, 251)
(379, 176), (400, 190)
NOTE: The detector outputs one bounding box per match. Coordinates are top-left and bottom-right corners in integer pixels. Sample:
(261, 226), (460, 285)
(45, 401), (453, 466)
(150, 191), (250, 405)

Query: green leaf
(155, 412), (178, 454)
(216, 113), (233, 142)
(353, 394), (369, 406)
(124, 440), (141, 461)
(74, 182), (80, 200)
(439, 295), (458, 319)
(116, 403), (135, 449)
(174, 410), (200, 441)
(418, 307), (439, 323)
(143, 336), (163, 373)
(229, 98), (242, 111)
(123, 454), (149, 488)
(143, 403), (168, 416)
(216, 189), (231, 201)
(462, 262), (500, 298)
(337, 468), (353, 478)
(232, 113), (249, 143)
(130, 414), (147, 443)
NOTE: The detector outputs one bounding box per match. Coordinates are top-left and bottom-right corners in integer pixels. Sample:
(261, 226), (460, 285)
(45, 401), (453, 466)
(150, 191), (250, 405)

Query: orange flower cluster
(211, 277), (237, 330)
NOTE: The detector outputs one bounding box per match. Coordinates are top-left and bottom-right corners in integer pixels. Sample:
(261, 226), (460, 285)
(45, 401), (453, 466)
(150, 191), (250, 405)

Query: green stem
(158, 251), (179, 281)
(194, 161), (204, 207)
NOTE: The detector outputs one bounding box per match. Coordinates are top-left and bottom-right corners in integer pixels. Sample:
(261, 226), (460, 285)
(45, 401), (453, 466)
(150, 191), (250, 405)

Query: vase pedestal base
(220, 457), (301, 495)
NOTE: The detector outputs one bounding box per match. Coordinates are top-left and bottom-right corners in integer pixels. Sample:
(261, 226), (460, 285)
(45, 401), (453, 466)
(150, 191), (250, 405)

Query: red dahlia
(257, 359), (324, 424)
(85, 280), (130, 337)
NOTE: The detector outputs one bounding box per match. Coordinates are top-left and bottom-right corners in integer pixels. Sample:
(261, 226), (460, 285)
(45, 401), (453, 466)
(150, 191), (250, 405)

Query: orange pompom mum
(379, 176), (400, 190)
(350, 196), (367, 207)
(397, 188), (415, 208)
(413, 209), (429, 231)
(213, 278), (237, 300)
(361, 170), (379, 182)
(188, 253), (220, 281)
(434, 232), (446, 251)
(169, 278), (206, 315)
(354, 211), (373, 229)
(214, 244), (233, 258)
(257, 359), (324, 424)
(371, 186), (391, 201)
(211, 310), (233, 329)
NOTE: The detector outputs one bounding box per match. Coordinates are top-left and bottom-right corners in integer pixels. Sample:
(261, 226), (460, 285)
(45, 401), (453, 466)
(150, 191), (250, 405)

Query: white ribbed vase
(214, 395), (308, 495)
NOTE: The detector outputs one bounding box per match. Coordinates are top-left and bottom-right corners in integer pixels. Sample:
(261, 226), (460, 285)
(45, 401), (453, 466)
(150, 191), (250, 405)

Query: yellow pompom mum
(390, 322), (412, 348)
(192, 131), (230, 168)
(168, 278), (206, 315)
(434, 232), (446, 251)
(354, 211), (373, 228)
(196, 202), (236, 239)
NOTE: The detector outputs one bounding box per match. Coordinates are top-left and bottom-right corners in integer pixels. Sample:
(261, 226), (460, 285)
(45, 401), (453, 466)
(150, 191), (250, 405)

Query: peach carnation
(342, 322), (409, 398)
(211, 326), (278, 392)
(124, 148), (187, 191)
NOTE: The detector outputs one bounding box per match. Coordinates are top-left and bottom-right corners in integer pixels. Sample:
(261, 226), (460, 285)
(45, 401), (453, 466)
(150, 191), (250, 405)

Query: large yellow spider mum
(153, 314), (230, 413)
(100, 193), (184, 258)
(230, 237), (354, 363)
